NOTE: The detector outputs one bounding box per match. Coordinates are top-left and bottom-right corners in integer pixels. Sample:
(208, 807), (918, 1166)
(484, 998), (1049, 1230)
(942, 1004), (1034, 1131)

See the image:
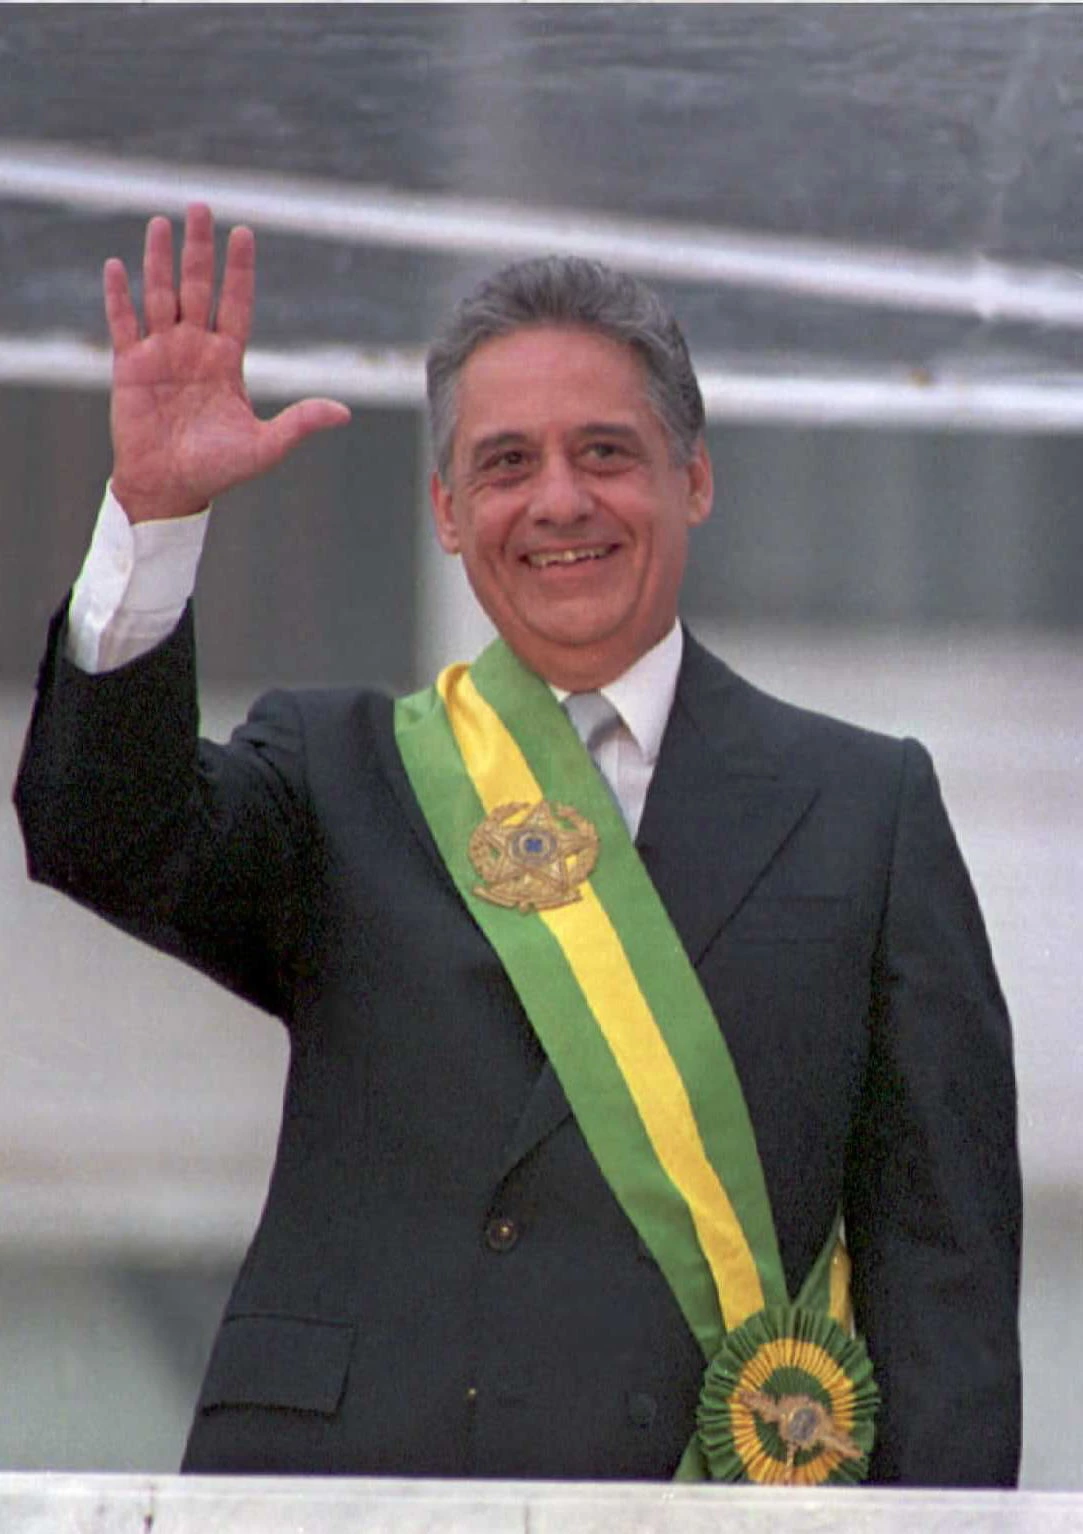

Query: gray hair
(425, 255), (706, 481)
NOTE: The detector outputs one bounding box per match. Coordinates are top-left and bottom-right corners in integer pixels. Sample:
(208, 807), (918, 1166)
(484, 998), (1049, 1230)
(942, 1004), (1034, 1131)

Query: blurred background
(0, 3), (1078, 1488)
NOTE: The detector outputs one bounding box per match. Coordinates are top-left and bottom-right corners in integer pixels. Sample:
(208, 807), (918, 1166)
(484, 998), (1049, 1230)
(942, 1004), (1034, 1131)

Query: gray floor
(1, 627), (1080, 1485)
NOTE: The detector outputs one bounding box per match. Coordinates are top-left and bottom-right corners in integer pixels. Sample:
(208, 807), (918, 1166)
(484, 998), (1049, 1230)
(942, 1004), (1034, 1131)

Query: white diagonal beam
(3, 139), (1083, 329)
(6, 333), (1083, 432)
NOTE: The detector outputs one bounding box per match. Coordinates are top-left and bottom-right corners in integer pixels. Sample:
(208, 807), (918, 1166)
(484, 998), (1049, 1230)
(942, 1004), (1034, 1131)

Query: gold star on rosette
(735, 1387), (863, 1482)
(469, 799), (600, 913)
(696, 1306), (879, 1486)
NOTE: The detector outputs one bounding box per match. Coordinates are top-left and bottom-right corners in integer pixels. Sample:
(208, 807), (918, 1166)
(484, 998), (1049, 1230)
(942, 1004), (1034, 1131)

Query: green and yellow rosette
(395, 638), (879, 1486)
(695, 1304), (878, 1485)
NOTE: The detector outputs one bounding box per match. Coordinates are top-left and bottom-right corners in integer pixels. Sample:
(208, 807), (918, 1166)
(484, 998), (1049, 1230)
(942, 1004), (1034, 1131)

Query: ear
(684, 439), (713, 528)
(429, 470), (461, 554)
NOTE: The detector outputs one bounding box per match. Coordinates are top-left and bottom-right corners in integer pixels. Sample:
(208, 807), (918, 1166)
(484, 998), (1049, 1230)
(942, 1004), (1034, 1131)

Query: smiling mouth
(524, 545), (617, 569)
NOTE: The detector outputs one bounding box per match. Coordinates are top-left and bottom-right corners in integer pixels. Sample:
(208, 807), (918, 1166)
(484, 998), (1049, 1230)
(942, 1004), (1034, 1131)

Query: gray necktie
(564, 691), (625, 823)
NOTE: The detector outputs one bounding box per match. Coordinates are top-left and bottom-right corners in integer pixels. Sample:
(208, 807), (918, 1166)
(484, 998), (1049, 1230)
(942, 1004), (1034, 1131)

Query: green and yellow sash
(394, 637), (877, 1485)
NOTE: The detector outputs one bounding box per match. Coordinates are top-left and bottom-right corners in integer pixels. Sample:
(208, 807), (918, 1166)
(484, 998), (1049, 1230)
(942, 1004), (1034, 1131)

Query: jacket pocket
(198, 1313), (355, 1415)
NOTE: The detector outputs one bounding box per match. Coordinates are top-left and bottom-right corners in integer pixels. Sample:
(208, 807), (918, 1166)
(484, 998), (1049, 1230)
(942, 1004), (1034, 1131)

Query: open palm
(106, 205), (349, 523)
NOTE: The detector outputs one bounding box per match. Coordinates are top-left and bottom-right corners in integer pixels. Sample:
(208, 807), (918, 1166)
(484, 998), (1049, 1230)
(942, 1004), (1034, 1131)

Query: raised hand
(105, 204), (351, 523)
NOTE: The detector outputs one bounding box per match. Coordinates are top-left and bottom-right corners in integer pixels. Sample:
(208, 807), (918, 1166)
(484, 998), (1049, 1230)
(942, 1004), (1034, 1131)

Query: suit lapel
(637, 633), (819, 964)
(495, 1065), (572, 1181)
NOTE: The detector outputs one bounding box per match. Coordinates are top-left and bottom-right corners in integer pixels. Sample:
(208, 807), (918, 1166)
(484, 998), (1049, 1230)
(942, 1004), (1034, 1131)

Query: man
(14, 206), (1021, 1486)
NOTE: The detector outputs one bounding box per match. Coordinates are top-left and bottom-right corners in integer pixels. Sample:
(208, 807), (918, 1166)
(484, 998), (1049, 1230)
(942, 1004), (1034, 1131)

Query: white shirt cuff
(66, 486), (210, 673)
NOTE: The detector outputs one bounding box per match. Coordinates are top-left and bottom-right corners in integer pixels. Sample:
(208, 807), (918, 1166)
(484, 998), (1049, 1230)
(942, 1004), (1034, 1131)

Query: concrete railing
(1, 1476), (1082, 1534)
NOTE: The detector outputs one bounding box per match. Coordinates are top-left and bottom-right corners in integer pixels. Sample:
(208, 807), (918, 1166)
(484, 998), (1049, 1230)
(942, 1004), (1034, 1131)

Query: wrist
(110, 474), (209, 525)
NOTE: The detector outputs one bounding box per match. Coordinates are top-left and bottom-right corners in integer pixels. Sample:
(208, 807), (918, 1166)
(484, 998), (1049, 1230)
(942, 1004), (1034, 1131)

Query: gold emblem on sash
(469, 800), (599, 913)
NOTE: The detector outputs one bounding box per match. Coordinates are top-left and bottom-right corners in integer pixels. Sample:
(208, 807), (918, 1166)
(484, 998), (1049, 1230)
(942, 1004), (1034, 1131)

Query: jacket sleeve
(13, 601), (312, 1018)
(844, 737), (1022, 1486)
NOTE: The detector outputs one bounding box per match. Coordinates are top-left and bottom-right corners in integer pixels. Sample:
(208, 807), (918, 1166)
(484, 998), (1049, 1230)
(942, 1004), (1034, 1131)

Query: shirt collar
(551, 621), (683, 766)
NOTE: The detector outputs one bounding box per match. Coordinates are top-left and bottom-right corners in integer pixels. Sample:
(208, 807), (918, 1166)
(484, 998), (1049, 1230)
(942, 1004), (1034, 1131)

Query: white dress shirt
(66, 486), (682, 835)
(553, 626), (682, 838)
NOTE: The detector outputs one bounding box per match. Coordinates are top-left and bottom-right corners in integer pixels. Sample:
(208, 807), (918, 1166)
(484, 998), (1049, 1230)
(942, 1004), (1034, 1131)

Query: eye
(480, 448), (529, 475)
(583, 440), (630, 468)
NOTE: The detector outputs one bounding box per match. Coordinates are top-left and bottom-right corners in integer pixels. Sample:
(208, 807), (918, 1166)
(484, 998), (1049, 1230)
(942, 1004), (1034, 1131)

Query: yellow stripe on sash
(438, 664), (765, 1331)
(828, 1238), (853, 1330)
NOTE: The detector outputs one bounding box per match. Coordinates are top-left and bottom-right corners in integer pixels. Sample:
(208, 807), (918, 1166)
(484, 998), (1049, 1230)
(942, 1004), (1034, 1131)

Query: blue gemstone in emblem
(523, 836), (544, 854)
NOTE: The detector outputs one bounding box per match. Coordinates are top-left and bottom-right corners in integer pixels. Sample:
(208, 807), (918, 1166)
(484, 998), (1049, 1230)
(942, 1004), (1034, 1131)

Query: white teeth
(527, 547), (610, 568)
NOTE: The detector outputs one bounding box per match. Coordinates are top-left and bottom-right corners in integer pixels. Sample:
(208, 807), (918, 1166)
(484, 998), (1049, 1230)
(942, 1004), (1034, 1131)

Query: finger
(142, 215), (177, 334)
(215, 225), (256, 348)
(257, 398), (352, 468)
(103, 258), (140, 353)
(179, 203), (215, 327)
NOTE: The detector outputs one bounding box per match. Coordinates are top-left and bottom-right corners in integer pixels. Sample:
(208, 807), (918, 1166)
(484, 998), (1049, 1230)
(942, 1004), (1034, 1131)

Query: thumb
(258, 397), (352, 468)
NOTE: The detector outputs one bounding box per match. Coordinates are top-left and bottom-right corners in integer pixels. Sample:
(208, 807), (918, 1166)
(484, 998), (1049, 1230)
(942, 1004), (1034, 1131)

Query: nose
(528, 451), (592, 524)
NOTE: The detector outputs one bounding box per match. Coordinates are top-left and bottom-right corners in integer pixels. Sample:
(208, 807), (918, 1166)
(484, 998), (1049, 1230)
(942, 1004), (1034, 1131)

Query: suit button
(627, 1391), (657, 1428)
(485, 1215), (520, 1252)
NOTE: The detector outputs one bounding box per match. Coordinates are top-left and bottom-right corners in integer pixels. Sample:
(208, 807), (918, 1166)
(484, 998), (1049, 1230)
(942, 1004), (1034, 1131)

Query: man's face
(430, 325), (712, 690)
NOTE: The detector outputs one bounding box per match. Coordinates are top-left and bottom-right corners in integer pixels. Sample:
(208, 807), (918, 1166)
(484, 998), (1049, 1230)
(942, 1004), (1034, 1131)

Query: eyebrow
(575, 422), (644, 444)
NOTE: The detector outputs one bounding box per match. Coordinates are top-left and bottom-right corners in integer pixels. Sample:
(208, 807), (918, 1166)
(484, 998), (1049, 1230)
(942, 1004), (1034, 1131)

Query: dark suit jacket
(13, 608), (1021, 1485)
